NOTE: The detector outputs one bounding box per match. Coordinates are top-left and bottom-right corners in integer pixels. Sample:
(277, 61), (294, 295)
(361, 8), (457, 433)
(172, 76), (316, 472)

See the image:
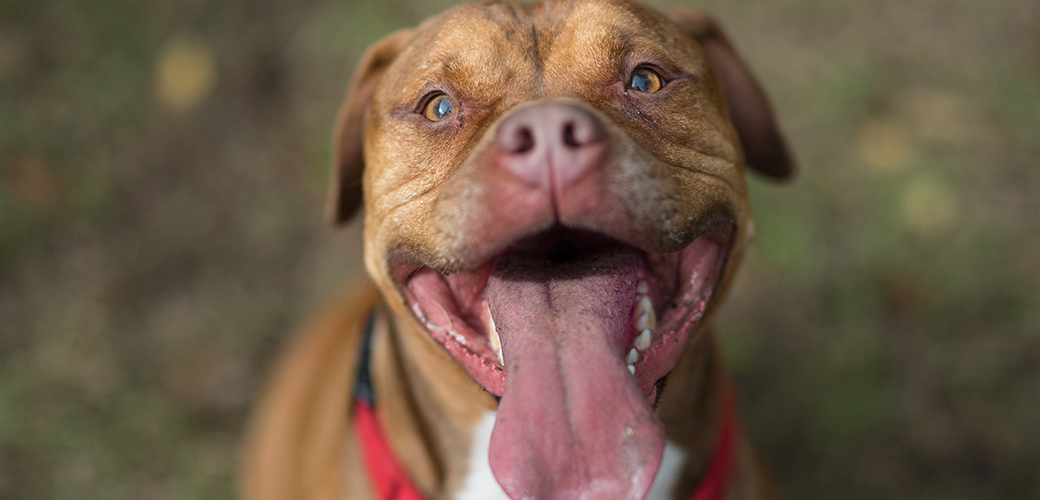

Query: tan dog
(242, 0), (793, 499)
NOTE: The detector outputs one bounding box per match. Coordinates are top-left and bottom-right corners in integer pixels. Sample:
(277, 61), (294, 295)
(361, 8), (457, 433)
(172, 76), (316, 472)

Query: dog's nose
(494, 102), (606, 190)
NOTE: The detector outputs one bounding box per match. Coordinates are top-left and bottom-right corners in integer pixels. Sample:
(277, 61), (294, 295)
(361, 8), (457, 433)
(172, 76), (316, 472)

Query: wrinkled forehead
(381, 0), (703, 103)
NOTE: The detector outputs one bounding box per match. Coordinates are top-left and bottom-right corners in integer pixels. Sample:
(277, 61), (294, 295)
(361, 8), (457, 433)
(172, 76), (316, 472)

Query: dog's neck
(367, 303), (731, 499)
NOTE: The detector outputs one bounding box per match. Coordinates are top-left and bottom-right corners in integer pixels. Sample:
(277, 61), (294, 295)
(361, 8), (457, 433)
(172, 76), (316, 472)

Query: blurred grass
(1, 0), (1037, 498)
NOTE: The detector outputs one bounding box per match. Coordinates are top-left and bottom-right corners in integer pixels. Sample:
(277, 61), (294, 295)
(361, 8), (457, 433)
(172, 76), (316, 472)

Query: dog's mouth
(393, 222), (731, 498)
(397, 226), (731, 399)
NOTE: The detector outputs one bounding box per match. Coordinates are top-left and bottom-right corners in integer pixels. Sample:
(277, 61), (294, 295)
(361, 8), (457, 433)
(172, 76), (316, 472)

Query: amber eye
(423, 94), (457, 121)
(628, 68), (663, 93)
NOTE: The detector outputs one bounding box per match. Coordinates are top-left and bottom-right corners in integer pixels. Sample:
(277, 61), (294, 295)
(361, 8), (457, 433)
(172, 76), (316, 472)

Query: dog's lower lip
(394, 227), (733, 399)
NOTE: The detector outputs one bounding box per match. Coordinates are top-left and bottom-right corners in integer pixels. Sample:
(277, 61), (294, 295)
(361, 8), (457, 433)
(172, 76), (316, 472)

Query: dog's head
(328, 0), (792, 497)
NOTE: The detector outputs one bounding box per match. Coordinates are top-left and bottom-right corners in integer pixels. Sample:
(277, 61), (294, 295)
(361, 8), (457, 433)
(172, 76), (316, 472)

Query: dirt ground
(1, 0), (1037, 498)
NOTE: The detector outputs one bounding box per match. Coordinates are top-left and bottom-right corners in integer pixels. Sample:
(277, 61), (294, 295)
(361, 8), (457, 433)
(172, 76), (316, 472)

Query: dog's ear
(671, 10), (794, 179)
(327, 29), (414, 224)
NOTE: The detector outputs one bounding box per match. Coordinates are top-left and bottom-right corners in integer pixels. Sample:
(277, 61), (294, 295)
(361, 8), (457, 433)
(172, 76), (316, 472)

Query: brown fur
(242, 1), (793, 498)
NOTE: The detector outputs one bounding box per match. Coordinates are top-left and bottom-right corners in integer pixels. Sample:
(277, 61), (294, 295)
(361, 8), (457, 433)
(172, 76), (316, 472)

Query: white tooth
(496, 347), (504, 366)
(635, 314), (651, 331)
(637, 296), (653, 315)
(637, 281), (649, 295)
(627, 364), (636, 375)
(634, 296), (655, 331)
(626, 348), (639, 364)
(635, 329), (653, 351)
(488, 315), (501, 355)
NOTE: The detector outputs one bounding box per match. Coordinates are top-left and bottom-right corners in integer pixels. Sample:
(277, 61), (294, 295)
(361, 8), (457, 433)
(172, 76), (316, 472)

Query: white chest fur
(454, 413), (687, 500)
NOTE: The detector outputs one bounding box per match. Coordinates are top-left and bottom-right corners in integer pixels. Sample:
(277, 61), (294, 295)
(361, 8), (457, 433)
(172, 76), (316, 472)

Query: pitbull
(242, 0), (794, 499)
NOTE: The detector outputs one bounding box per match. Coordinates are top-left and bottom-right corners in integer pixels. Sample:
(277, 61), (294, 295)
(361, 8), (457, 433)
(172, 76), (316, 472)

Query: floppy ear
(670, 10), (794, 179)
(327, 29), (415, 224)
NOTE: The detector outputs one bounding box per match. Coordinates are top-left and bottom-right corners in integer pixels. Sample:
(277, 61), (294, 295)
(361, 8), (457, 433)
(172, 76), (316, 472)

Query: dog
(242, 0), (793, 499)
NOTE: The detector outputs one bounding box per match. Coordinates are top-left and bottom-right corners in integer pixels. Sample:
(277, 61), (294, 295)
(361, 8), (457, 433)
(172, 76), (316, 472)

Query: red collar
(352, 390), (738, 500)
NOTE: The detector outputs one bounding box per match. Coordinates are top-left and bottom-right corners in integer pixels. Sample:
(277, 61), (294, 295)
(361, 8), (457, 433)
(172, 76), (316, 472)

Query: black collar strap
(354, 313), (377, 406)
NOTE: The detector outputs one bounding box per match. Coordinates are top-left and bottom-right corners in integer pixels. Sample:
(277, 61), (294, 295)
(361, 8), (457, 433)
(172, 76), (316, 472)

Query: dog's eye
(423, 94), (457, 121)
(628, 68), (663, 93)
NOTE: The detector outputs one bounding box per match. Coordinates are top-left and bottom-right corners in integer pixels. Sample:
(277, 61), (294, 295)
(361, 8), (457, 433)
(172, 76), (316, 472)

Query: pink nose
(494, 102), (606, 191)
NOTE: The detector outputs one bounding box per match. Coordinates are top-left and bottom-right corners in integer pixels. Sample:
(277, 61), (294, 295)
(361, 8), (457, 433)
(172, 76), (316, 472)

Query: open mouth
(395, 223), (733, 403)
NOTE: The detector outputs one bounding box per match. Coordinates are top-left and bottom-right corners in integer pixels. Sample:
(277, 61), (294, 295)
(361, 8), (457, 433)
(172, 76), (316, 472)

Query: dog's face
(329, 0), (791, 497)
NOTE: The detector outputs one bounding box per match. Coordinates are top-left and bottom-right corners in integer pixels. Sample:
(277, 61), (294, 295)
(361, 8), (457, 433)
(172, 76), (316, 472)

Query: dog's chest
(454, 413), (687, 500)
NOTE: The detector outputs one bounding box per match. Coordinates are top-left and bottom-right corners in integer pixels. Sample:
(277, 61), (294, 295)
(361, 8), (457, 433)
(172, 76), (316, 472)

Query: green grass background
(1, 0), (1037, 498)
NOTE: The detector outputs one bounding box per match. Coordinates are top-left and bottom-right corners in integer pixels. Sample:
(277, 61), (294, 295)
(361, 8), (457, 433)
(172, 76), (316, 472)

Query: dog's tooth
(634, 329), (653, 351)
(634, 296), (655, 331)
(488, 315), (502, 357)
(637, 281), (649, 295)
(627, 364), (636, 375)
(626, 348), (639, 364)
(635, 313), (651, 331)
(635, 295), (651, 315)
(496, 347), (504, 366)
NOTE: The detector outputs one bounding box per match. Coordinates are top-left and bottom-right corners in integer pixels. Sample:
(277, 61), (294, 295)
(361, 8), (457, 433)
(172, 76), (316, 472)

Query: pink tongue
(486, 250), (665, 500)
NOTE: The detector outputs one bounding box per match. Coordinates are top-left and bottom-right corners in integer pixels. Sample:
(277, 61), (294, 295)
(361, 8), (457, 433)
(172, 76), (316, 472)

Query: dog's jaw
(396, 229), (732, 400)
(392, 224), (733, 499)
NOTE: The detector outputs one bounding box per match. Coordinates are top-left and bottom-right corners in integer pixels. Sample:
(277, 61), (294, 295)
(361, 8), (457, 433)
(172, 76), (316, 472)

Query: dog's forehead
(382, 0), (701, 103)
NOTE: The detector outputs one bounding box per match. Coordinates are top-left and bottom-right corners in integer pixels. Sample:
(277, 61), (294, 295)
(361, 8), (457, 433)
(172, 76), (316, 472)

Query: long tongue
(486, 250), (665, 500)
